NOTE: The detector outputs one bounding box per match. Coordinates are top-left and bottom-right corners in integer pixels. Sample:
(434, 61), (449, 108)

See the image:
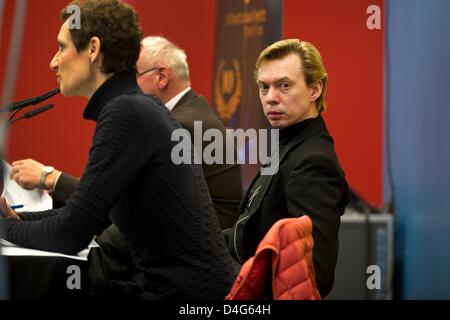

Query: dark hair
(61, 0), (143, 74)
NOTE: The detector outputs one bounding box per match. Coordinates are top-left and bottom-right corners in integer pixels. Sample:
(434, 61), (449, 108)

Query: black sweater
(1, 71), (235, 299)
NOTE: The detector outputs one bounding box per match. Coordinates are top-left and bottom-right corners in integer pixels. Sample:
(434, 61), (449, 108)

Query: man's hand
(10, 159), (60, 191)
(0, 196), (20, 219)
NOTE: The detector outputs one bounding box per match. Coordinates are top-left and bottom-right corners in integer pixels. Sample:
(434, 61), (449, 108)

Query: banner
(212, 0), (282, 188)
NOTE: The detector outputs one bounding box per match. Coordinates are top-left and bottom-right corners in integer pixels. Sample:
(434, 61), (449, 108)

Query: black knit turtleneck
(1, 70), (235, 299)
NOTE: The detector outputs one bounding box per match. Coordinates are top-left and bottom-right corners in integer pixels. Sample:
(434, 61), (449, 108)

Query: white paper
(0, 238), (98, 261)
(2, 160), (53, 212)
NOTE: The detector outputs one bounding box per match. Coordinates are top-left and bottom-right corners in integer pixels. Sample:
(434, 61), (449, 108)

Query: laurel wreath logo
(214, 59), (242, 123)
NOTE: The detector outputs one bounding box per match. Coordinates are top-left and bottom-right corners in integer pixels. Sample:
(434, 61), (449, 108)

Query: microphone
(23, 104), (54, 119)
(2, 88), (60, 112)
(7, 104), (54, 128)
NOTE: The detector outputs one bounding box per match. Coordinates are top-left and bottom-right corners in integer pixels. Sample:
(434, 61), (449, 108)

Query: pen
(11, 204), (24, 210)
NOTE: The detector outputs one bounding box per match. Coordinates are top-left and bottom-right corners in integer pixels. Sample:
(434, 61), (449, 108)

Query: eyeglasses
(136, 67), (160, 77)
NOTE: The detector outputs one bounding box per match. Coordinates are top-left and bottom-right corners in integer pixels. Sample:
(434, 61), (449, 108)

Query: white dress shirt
(165, 87), (191, 111)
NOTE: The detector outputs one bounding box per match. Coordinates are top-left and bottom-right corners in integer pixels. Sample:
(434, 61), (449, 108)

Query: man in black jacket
(227, 39), (350, 298)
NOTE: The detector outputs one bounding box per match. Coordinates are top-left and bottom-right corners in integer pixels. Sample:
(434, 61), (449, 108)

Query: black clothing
(228, 115), (350, 297)
(53, 90), (243, 229)
(172, 90), (242, 228)
(1, 70), (235, 299)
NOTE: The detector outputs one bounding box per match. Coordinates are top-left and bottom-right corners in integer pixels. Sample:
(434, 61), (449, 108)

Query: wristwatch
(39, 166), (54, 190)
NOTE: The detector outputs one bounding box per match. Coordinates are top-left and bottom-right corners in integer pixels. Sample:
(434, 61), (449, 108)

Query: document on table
(1, 160), (53, 212)
(0, 238), (99, 261)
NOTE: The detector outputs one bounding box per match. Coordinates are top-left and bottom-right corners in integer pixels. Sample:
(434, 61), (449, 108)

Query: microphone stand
(1, 88), (60, 113)
(7, 104), (55, 128)
(1, 88), (59, 127)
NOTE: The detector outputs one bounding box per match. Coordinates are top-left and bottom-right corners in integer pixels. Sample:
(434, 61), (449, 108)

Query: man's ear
(310, 80), (323, 102)
(88, 36), (101, 65)
(156, 67), (170, 90)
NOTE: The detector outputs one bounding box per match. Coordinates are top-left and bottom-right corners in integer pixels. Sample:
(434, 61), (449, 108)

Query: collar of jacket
(231, 115), (329, 261)
(83, 69), (142, 122)
(278, 114), (327, 164)
(257, 115), (327, 173)
(239, 115), (328, 215)
(172, 89), (195, 110)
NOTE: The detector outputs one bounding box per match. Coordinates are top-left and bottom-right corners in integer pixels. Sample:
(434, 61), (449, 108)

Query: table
(2, 239), (91, 299)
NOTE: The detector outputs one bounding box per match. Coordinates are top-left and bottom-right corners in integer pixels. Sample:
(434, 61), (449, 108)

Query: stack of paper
(2, 160), (53, 212)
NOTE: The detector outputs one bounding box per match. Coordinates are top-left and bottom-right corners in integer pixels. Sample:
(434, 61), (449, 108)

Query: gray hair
(140, 36), (190, 83)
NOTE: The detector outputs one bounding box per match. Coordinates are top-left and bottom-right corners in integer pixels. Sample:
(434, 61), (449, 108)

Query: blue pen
(11, 204), (24, 210)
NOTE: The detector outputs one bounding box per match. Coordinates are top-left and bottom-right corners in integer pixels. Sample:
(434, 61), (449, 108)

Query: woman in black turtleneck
(227, 39), (350, 298)
(0, 0), (234, 300)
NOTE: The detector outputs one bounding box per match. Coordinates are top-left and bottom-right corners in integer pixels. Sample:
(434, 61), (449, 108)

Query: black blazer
(228, 115), (349, 297)
(172, 90), (243, 228)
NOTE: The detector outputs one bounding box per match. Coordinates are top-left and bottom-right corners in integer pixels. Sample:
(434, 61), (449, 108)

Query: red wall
(284, 0), (384, 205)
(2, 0), (97, 176)
(0, 0), (15, 93)
(1, 0), (217, 178)
(1, 0), (383, 206)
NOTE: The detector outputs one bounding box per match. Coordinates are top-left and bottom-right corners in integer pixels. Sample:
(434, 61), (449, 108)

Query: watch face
(43, 166), (54, 174)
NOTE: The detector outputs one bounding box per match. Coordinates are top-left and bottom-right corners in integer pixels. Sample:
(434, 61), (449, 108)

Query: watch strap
(39, 171), (47, 190)
(39, 167), (54, 190)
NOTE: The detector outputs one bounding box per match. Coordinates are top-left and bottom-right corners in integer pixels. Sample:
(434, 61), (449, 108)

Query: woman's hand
(10, 159), (60, 192)
(10, 159), (44, 190)
(0, 196), (20, 219)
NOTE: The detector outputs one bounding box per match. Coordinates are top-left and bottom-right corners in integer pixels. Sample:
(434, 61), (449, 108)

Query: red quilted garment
(226, 216), (321, 300)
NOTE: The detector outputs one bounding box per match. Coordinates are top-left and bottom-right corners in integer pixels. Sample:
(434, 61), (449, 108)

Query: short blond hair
(255, 39), (328, 113)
